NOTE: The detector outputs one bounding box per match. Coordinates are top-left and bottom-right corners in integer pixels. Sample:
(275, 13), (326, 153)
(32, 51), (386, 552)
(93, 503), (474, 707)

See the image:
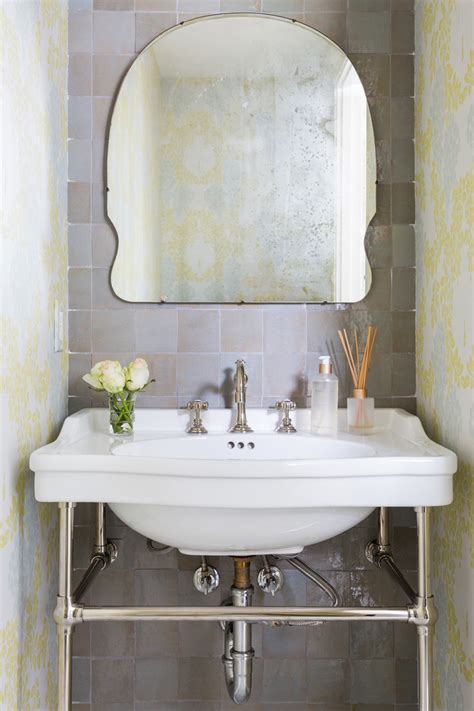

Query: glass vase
(108, 391), (136, 436)
(347, 396), (374, 434)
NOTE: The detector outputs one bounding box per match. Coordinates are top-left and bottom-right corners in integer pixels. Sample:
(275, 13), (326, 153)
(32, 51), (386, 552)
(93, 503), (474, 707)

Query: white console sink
(30, 408), (456, 555)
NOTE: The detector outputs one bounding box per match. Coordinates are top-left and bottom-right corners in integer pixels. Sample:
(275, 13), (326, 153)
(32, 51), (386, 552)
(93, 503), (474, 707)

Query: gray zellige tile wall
(68, 0), (417, 708)
(68, 0), (416, 416)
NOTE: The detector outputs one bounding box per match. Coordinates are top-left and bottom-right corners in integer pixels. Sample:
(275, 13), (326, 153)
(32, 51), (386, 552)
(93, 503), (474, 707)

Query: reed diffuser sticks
(338, 326), (377, 394)
(338, 326), (377, 432)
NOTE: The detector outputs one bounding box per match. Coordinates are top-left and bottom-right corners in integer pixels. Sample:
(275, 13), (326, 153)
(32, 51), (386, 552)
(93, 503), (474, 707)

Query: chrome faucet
(229, 359), (253, 433)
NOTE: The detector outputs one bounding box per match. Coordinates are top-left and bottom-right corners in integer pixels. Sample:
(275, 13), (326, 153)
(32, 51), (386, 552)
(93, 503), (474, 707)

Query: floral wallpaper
(0, 0), (68, 708)
(415, 1), (473, 709)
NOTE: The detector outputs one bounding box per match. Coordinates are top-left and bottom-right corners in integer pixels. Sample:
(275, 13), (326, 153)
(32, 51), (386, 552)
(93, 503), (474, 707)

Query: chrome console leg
(56, 502), (76, 711)
(415, 506), (435, 711)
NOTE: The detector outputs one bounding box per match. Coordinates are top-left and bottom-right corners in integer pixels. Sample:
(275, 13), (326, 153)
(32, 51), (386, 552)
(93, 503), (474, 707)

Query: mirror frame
(106, 13), (376, 305)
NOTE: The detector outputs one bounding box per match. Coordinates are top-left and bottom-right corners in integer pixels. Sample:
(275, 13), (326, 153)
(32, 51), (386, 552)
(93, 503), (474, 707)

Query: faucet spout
(229, 360), (253, 433)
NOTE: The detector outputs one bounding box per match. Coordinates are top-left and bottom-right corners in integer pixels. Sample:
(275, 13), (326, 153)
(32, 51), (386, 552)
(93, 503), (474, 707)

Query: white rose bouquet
(83, 358), (154, 435)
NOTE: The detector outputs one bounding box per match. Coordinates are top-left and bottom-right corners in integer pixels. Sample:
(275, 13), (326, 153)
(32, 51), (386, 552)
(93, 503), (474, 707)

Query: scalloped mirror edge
(107, 13), (376, 304)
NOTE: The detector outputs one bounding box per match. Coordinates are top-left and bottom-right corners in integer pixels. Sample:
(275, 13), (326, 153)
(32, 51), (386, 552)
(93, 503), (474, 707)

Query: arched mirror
(107, 13), (376, 303)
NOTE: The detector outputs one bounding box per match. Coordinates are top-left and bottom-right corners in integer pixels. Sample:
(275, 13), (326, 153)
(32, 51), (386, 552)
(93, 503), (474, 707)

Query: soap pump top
(318, 355), (333, 374)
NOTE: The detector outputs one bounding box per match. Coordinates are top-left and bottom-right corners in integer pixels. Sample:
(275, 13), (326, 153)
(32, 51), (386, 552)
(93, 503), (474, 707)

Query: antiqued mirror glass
(107, 14), (376, 303)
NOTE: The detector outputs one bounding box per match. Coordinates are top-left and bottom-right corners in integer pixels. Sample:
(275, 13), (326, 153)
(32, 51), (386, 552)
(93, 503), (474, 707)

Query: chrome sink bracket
(365, 507), (417, 603)
(273, 555), (341, 607)
(410, 506), (436, 711)
(55, 502), (82, 711)
(367, 506), (436, 710)
(74, 503), (118, 602)
(274, 399), (297, 433)
(54, 503), (435, 711)
(186, 399), (209, 434)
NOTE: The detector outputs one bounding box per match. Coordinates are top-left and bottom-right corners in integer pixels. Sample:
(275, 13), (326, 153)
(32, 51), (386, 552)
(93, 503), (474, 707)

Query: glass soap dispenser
(311, 356), (338, 434)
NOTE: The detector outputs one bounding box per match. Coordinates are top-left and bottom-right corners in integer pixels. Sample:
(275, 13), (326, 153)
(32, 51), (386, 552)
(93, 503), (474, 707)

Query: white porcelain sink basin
(30, 408), (456, 555)
(113, 432), (374, 461)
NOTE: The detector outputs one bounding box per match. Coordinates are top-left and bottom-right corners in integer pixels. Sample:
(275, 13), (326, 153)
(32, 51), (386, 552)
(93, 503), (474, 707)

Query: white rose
(82, 373), (103, 390)
(83, 360), (125, 393)
(100, 363), (126, 394)
(125, 358), (150, 392)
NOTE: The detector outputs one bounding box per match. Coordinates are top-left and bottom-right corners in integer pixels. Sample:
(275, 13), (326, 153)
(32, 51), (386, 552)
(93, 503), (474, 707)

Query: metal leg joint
(407, 595), (437, 627)
(54, 595), (84, 629)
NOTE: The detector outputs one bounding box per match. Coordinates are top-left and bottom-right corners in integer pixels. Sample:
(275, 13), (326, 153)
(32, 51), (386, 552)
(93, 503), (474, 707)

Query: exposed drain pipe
(222, 558), (254, 704)
(74, 503), (118, 601)
(366, 507), (417, 603)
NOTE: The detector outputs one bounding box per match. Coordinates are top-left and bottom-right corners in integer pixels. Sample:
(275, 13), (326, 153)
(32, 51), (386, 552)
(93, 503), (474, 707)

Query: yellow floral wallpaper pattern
(0, 0), (68, 708)
(415, 1), (473, 709)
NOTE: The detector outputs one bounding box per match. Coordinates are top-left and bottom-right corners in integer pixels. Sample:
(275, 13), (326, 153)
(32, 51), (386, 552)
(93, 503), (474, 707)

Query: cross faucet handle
(275, 399), (297, 433)
(186, 400), (209, 434)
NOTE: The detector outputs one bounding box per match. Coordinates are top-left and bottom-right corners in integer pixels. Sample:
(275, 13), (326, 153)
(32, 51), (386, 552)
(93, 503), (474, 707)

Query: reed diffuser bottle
(338, 326), (377, 434)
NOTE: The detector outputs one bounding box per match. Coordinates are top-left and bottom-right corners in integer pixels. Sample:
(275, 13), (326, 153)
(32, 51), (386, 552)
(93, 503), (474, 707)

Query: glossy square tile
(391, 98), (414, 139)
(392, 353), (415, 397)
(69, 311), (92, 352)
(69, 54), (92, 95)
(391, 11), (414, 54)
(178, 310), (219, 353)
(177, 658), (224, 701)
(69, 267), (92, 309)
(176, 353), (219, 399)
(263, 624), (307, 659)
(392, 311), (415, 353)
(91, 309), (135, 351)
(95, 0), (133, 8)
(262, 659), (307, 702)
(392, 225), (415, 267)
(93, 11), (135, 54)
(69, 224), (92, 266)
(73, 658), (91, 703)
(391, 56), (414, 97)
(350, 621), (394, 659)
(347, 11), (390, 53)
(220, 309), (263, 352)
(69, 96), (92, 139)
(263, 353), (306, 399)
(392, 269), (415, 311)
(392, 139), (414, 183)
(306, 621), (349, 659)
(264, 309), (306, 354)
(350, 659), (395, 704)
(135, 310), (178, 353)
(307, 659), (349, 703)
(69, 353), (92, 396)
(135, 658), (179, 701)
(68, 182), (91, 223)
(134, 569), (178, 605)
(91, 622), (134, 657)
(91, 659), (133, 703)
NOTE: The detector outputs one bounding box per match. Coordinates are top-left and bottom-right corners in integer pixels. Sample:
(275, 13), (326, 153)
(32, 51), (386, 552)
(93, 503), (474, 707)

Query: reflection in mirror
(107, 14), (376, 303)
